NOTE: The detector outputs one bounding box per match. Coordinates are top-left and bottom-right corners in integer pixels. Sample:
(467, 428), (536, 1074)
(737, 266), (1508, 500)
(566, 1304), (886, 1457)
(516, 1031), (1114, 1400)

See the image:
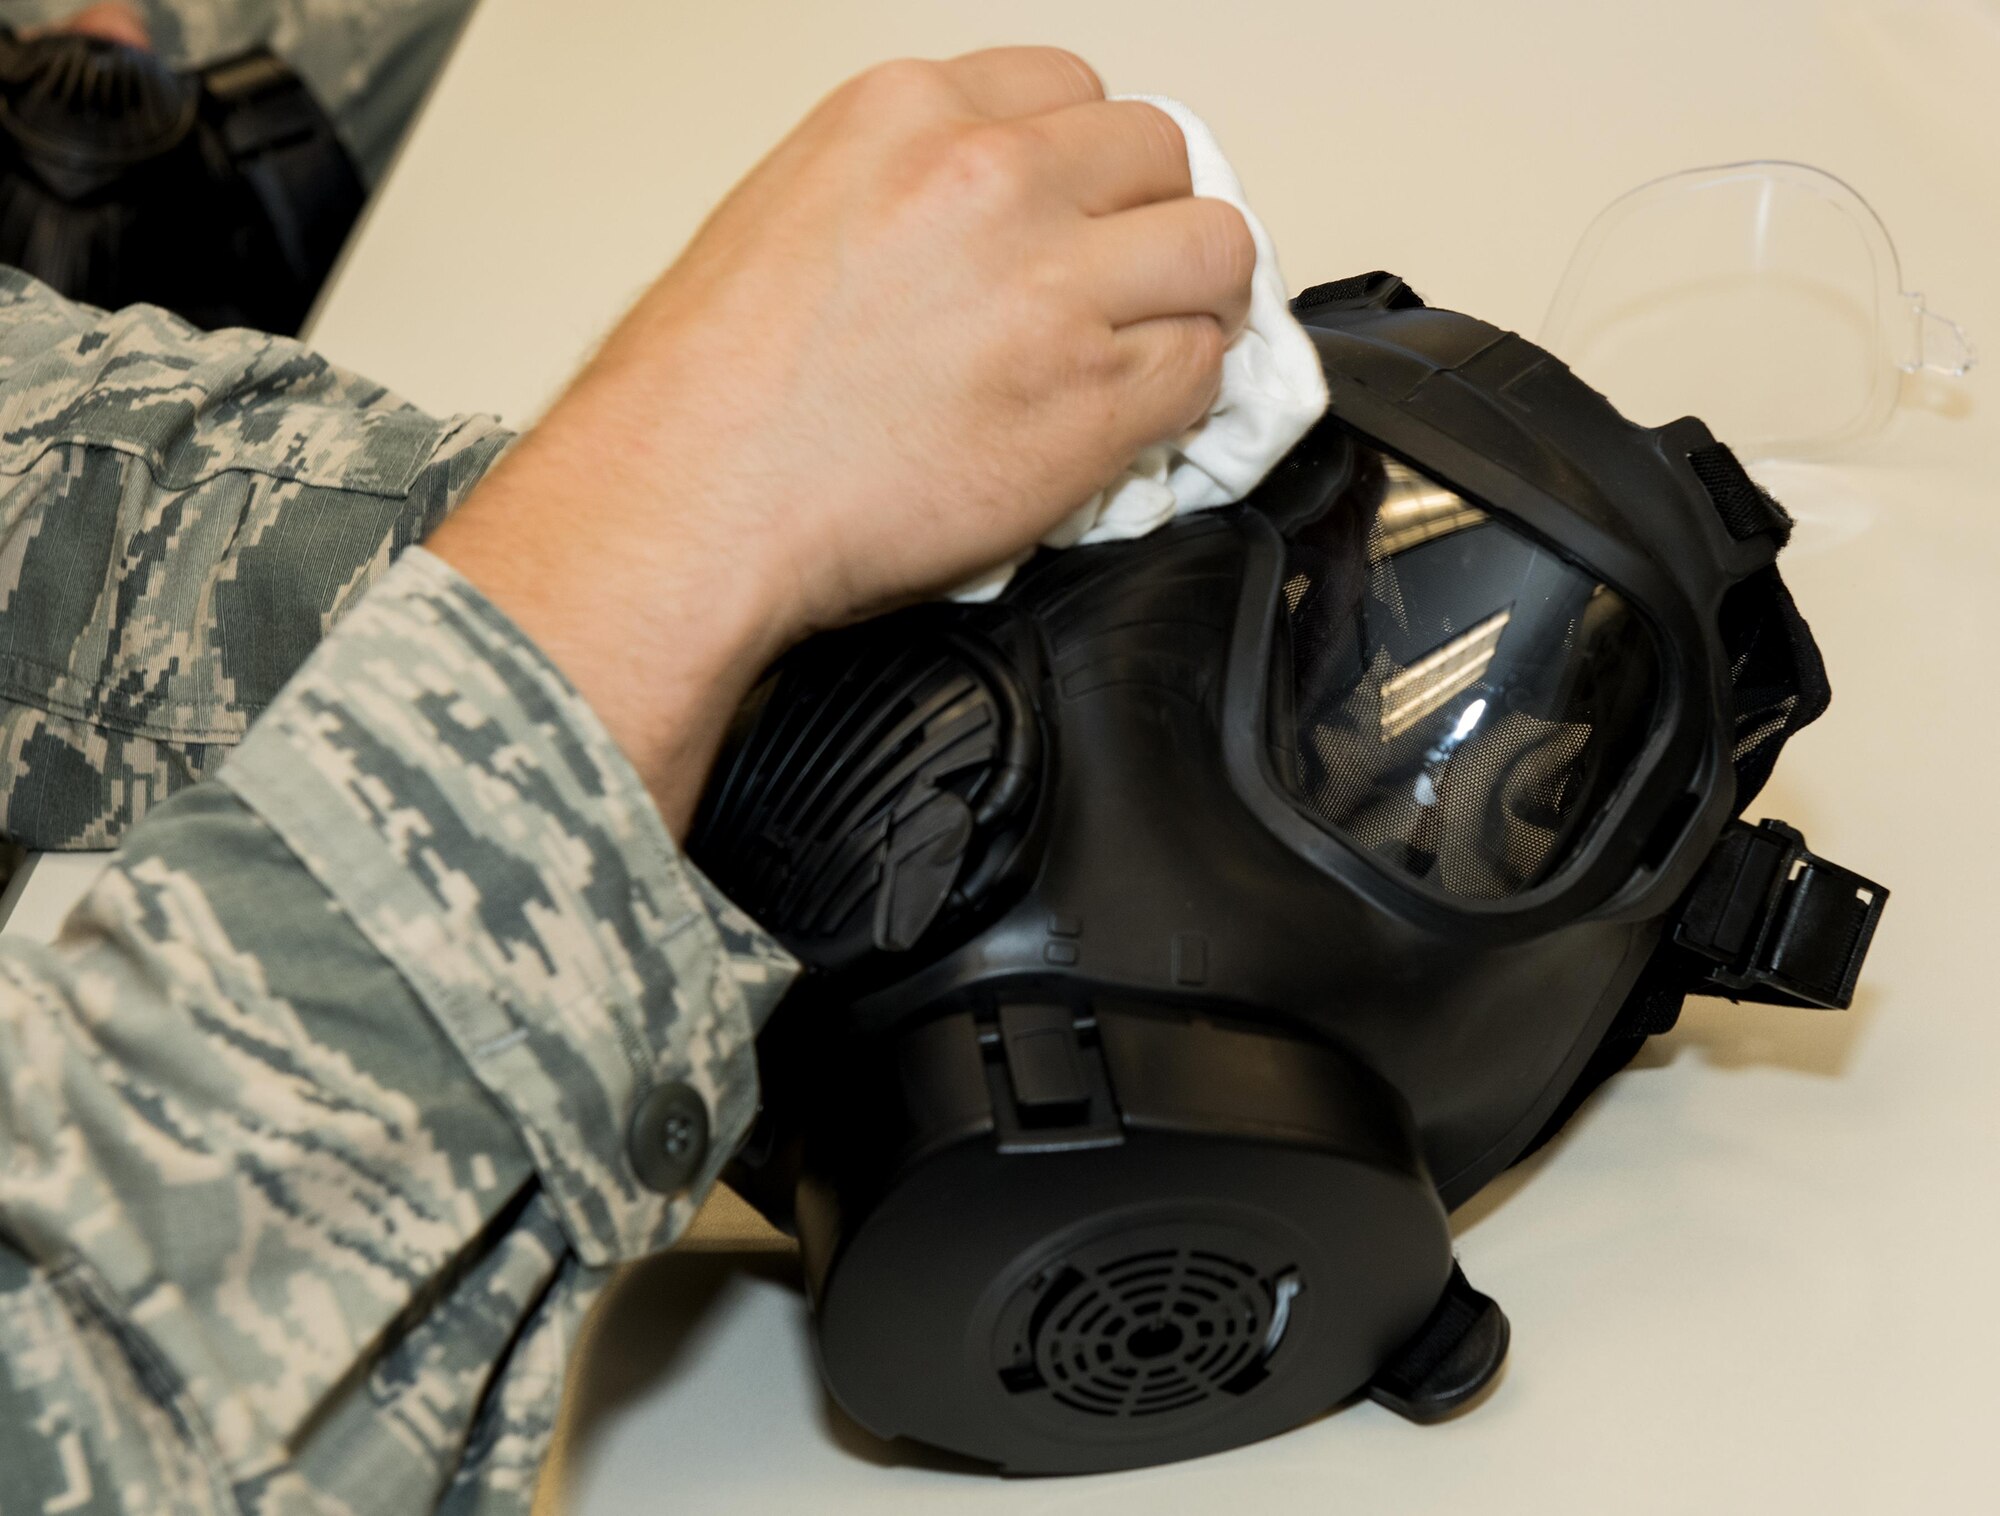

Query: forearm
(0, 779), (550, 1512)
(0, 549), (797, 1512)
(424, 375), (797, 836)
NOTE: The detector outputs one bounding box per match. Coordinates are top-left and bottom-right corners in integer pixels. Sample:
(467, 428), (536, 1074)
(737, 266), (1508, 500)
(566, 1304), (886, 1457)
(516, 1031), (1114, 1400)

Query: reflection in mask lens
(1276, 445), (1660, 900)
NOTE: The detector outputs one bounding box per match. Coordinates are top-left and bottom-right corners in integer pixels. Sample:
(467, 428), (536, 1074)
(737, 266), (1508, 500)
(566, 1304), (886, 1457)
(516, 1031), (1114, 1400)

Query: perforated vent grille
(997, 1245), (1299, 1419)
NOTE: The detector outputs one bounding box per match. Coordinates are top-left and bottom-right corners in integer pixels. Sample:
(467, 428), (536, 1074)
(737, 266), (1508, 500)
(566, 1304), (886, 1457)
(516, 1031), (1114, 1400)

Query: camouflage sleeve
(2, 0), (477, 185)
(0, 265), (514, 849)
(0, 548), (800, 1513)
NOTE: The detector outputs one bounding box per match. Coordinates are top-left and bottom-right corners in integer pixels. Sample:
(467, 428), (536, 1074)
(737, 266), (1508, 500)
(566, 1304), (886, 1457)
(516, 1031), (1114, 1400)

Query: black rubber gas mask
(0, 29), (362, 333)
(689, 273), (1887, 1475)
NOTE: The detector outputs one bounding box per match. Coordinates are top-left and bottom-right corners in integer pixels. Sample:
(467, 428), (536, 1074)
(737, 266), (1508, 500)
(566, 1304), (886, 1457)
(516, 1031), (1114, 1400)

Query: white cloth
(954, 94), (1329, 600)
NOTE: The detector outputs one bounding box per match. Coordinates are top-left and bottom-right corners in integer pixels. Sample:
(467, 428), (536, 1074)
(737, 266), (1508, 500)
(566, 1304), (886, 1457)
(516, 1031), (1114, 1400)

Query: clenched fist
(429, 47), (1256, 829)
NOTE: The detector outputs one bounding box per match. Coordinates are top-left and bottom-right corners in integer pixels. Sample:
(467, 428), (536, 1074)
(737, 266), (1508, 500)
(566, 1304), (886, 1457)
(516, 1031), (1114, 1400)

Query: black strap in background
(202, 48), (364, 332)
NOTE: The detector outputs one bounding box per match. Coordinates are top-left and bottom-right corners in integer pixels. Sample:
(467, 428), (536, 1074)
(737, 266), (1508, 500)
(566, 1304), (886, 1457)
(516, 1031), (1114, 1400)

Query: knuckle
(1114, 317), (1219, 397)
(1010, 252), (1071, 324)
(938, 123), (1036, 205)
(1037, 46), (1105, 101)
(1014, 294), (1102, 387)
(1181, 313), (1227, 375)
(1068, 323), (1124, 387)
(1130, 101), (1188, 173)
(844, 57), (952, 116)
(1007, 310), (1110, 408)
(1208, 202), (1258, 288)
(1168, 202), (1248, 296)
(1163, 316), (1226, 422)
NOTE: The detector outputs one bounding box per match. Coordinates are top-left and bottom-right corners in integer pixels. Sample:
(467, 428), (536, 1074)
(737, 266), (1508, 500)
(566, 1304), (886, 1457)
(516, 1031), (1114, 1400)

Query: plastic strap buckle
(1674, 819), (1888, 1010)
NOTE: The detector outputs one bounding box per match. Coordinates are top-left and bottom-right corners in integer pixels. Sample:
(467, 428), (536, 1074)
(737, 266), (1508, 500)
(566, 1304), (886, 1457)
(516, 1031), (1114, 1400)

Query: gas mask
(0, 29), (362, 334)
(688, 272), (1887, 1474)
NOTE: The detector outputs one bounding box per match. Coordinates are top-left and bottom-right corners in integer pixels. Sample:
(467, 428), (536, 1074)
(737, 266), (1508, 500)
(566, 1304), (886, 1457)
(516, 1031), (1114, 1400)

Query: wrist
(426, 400), (795, 833)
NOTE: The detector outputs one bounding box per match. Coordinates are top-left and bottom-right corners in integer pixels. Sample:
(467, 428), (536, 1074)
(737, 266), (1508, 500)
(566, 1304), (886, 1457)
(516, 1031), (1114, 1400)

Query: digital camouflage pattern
(0, 266), (510, 848)
(0, 267), (800, 1512)
(4, 0), (477, 185)
(220, 550), (789, 1270)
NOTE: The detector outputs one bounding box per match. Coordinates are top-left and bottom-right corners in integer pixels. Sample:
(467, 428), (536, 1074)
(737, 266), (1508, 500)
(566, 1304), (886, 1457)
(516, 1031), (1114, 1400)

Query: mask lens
(1275, 444), (1660, 901)
(1540, 161), (1973, 460)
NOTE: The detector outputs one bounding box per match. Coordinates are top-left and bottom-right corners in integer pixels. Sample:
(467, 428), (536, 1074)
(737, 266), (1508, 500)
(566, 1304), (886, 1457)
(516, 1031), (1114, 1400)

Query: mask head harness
(689, 273), (1886, 1475)
(0, 29), (363, 333)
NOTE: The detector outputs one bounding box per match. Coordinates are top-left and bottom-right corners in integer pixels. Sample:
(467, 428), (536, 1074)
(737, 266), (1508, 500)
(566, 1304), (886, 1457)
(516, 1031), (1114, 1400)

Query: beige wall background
(312, 0), (1998, 434)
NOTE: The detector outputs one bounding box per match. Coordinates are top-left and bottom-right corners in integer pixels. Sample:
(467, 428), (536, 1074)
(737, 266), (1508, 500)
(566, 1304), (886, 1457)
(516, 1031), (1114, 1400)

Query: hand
(21, 3), (151, 48)
(429, 47), (1255, 832)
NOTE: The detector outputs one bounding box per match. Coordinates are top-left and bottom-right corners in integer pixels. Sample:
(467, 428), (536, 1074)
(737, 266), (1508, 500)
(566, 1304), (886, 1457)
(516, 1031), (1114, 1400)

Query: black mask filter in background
(0, 30), (363, 333)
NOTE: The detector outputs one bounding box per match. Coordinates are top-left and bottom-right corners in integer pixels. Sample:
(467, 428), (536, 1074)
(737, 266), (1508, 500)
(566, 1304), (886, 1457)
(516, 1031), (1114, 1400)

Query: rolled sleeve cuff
(219, 547), (797, 1267)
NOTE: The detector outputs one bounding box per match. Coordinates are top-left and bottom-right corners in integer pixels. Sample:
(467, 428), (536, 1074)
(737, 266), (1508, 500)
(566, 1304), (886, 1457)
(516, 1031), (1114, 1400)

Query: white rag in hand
(954, 94), (1329, 601)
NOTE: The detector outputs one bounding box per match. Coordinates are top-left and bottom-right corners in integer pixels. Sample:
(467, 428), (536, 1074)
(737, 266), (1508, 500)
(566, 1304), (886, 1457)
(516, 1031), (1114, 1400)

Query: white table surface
(11, 0), (2000, 1511)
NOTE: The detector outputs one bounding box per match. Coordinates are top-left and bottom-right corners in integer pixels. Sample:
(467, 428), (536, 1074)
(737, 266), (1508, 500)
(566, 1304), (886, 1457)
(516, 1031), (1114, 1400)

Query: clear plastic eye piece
(1541, 161), (1974, 460)
(1277, 446), (1660, 902)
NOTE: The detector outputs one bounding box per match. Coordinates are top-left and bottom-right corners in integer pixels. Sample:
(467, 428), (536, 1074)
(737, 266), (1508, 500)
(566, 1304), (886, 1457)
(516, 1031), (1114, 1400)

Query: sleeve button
(628, 1080), (711, 1195)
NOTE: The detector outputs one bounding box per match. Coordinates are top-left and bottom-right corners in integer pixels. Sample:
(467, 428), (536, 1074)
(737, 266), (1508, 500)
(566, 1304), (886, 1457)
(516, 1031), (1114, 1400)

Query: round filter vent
(0, 35), (198, 177)
(995, 1230), (1301, 1421)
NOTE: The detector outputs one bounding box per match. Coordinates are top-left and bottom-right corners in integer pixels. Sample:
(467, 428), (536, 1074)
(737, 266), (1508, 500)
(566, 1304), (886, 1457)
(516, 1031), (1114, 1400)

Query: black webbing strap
(1365, 1262), (1509, 1424)
(1674, 818), (1887, 1010)
(202, 48), (364, 312)
(1687, 442), (1793, 548)
(1514, 817), (1885, 1165)
(1291, 270), (1426, 318)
